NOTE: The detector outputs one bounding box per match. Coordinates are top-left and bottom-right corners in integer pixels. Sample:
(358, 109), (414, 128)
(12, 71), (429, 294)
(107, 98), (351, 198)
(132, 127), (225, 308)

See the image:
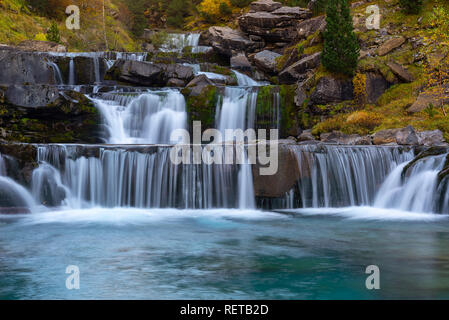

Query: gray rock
(309, 76), (354, 105)
(250, 0), (282, 12)
(294, 84), (307, 107)
(167, 78), (186, 87)
(387, 61), (414, 83)
(231, 53), (252, 70)
(16, 40), (67, 52)
(279, 52), (321, 84)
(366, 72), (391, 103)
(297, 130), (316, 142)
(208, 26), (262, 57)
(320, 131), (372, 145)
(417, 130), (446, 147)
(0, 50), (56, 85)
(373, 126), (419, 145)
(296, 15), (326, 39)
(377, 36), (406, 56)
(186, 74), (215, 96)
(272, 6), (312, 19)
(253, 50), (281, 74)
(4, 85), (59, 108)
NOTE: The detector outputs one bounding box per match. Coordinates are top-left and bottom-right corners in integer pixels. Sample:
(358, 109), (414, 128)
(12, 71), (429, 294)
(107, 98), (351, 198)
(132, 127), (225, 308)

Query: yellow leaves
(34, 33), (47, 41)
(198, 0), (231, 20)
(353, 73), (367, 106)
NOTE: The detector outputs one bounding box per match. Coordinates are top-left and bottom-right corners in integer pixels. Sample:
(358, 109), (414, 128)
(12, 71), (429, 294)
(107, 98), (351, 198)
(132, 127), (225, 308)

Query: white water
(233, 70), (261, 87)
(93, 90), (187, 144)
(47, 61), (63, 85)
(160, 33), (210, 54)
(68, 58), (75, 85)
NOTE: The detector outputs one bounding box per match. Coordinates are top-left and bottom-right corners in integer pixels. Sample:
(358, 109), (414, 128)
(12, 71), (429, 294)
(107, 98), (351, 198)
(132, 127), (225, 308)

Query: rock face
(252, 143), (300, 198)
(387, 62), (414, 83)
(231, 53), (252, 70)
(0, 86), (101, 143)
(208, 27), (263, 57)
(0, 50), (56, 85)
(106, 59), (194, 87)
(239, 5), (312, 43)
(377, 36), (406, 56)
(309, 76), (354, 105)
(16, 40), (67, 53)
(254, 50), (281, 74)
(366, 72), (391, 103)
(279, 52), (321, 84)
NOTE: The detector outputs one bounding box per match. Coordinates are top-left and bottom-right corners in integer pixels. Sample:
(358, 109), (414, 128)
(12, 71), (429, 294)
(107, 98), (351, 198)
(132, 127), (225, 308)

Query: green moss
(185, 85), (218, 129)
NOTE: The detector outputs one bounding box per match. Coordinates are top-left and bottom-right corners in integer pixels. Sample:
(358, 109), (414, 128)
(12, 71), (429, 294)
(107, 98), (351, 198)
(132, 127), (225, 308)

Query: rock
(208, 27), (262, 57)
(296, 16), (326, 39)
(0, 50), (56, 85)
(238, 7), (311, 43)
(377, 36), (406, 56)
(69, 56), (108, 85)
(408, 85), (449, 113)
(253, 50), (281, 74)
(294, 84), (307, 107)
(320, 131), (371, 145)
(279, 52), (321, 84)
(373, 126), (419, 145)
(417, 130), (447, 147)
(167, 78), (186, 87)
(231, 53), (252, 70)
(106, 60), (194, 87)
(309, 76), (354, 105)
(250, 0), (282, 12)
(252, 142), (300, 198)
(386, 62), (414, 83)
(185, 74), (215, 96)
(365, 72), (391, 103)
(272, 6), (312, 19)
(16, 40), (67, 53)
(297, 130), (316, 142)
(4, 85), (59, 108)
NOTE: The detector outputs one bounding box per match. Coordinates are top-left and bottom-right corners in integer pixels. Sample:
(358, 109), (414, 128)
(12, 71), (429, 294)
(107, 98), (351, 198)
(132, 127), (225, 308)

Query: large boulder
(185, 74), (215, 96)
(0, 50), (56, 85)
(254, 50), (281, 74)
(408, 85), (449, 113)
(365, 72), (391, 103)
(3, 85), (59, 108)
(309, 76), (354, 105)
(231, 53), (252, 70)
(16, 40), (67, 53)
(279, 52), (321, 84)
(252, 142), (300, 198)
(417, 130), (447, 147)
(207, 27), (263, 57)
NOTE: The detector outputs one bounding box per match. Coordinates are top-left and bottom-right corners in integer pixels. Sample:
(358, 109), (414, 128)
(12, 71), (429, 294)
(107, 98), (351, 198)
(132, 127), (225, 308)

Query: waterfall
(286, 145), (415, 208)
(93, 90), (188, 144)
(68, 58), (75, 85)
(375, 153), (448, 213)
(232, 70), (260, 87)
(47, 61), (64, 85)
(35, 145), (240, 209)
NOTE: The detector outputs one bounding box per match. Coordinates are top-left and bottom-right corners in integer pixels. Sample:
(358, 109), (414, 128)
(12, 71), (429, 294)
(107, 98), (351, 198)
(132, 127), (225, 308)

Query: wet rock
(309, 76), (354, 105)
(208, 27), (262, 57)
(387, 62), (414, 83)
(377, 36), (406, 56)
(252, 142), (300, 198)
(254, 50), (281, 74)
(279, 52), (321, 84)
(250, 0), (282, 12)
(16, 40), (67, 53)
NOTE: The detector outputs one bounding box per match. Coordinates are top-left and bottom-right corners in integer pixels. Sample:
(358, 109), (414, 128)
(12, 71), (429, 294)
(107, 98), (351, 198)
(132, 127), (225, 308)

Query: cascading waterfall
(93, 90), (188, 144)
(285, 144), (415, 208)
(68, 58), (75, 85)
(374, 153), (449, 213)
(47, 61), (64, 85)
(233, 70), (261, 87)
(160, 33), (210, 54)
(35, 145), (240, 209)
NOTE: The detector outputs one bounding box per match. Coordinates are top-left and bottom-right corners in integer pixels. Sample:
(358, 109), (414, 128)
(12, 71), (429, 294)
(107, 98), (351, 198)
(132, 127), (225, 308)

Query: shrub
(322, 0), (360, 76)
(34, 33), (47, 41)
(46, 22), (60, 43)
(353, 73), (367, 106)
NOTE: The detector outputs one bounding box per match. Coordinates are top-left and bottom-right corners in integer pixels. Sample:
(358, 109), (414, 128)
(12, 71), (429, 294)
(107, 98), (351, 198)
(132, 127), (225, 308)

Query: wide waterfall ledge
(0, 143), (448, 218)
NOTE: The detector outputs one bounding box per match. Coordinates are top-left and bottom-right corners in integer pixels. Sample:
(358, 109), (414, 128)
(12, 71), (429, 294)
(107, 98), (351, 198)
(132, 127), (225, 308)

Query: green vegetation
(322, 0), (359, 76)
(46, 21), (60, 43)
(399, 0), (423, 14)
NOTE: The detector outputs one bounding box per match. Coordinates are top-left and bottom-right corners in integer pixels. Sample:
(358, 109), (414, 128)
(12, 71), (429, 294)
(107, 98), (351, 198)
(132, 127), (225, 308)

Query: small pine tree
(46, 21), (60, 43)
(399, 0), (423, 14)
(321, 0), (360, 76)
